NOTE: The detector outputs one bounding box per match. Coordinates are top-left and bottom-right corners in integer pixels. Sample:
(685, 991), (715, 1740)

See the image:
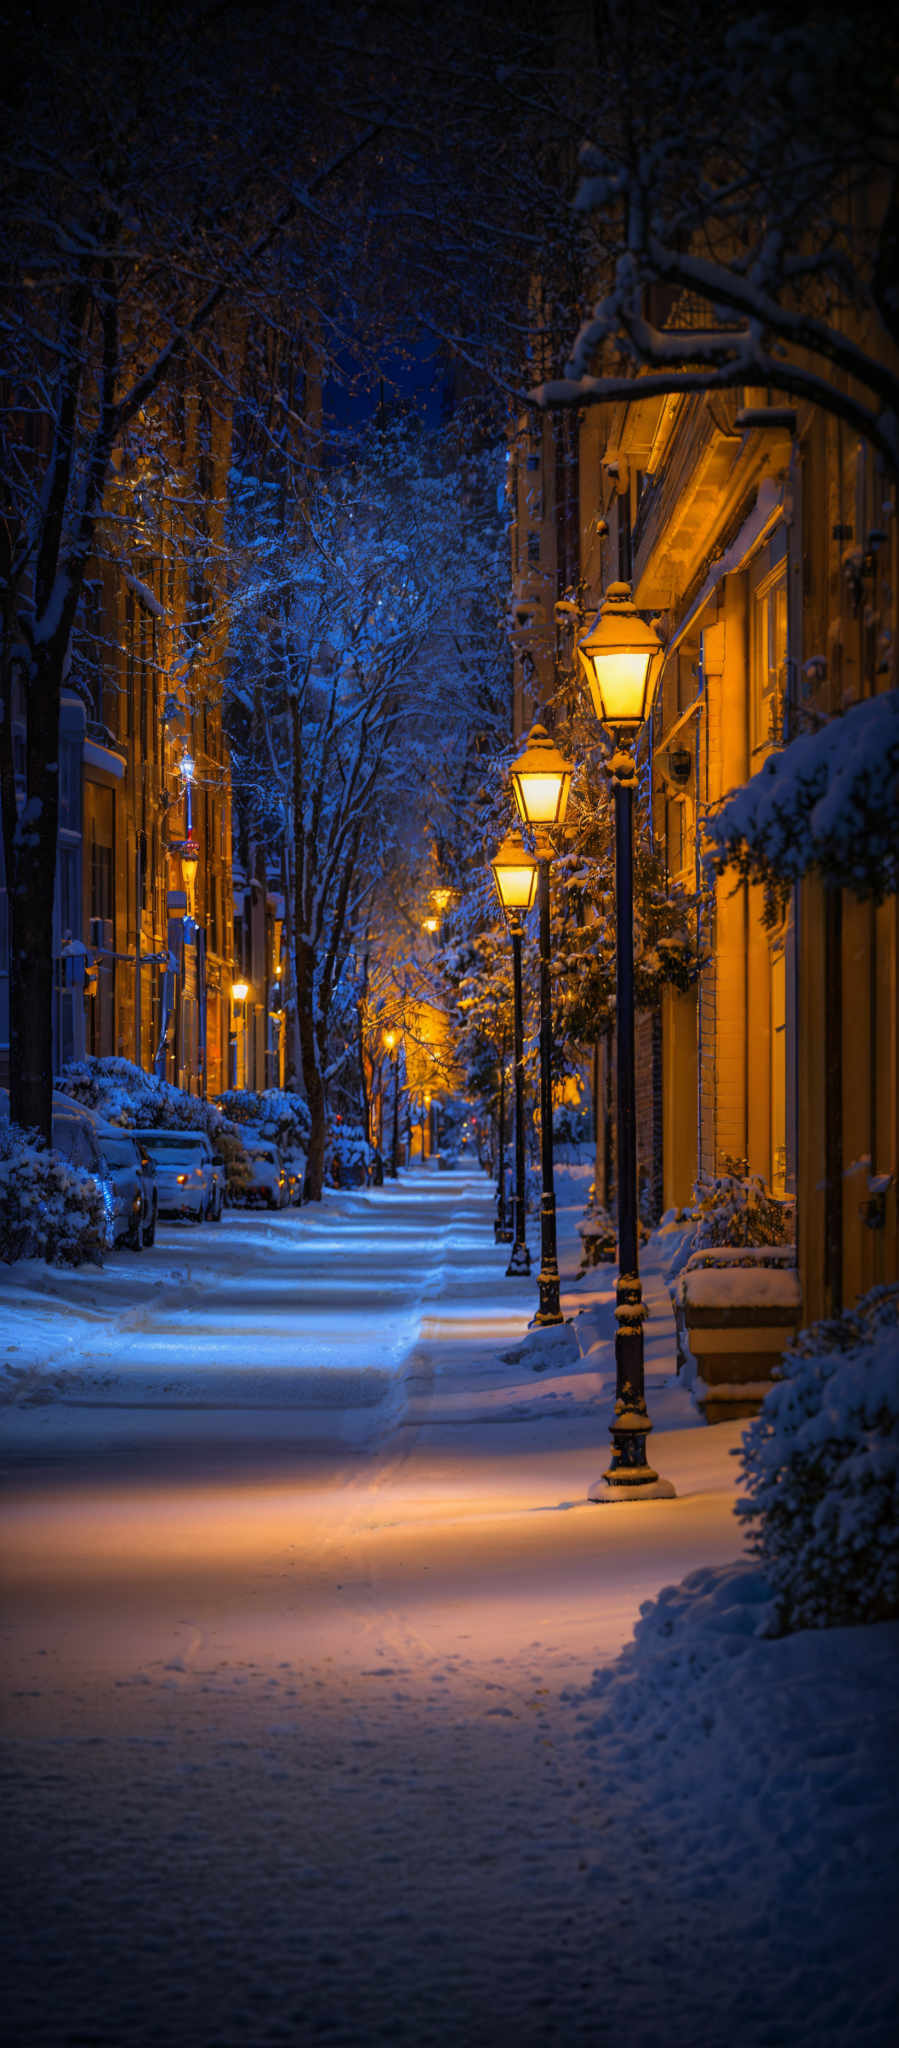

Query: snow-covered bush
(666, 1172), (793, 1288)
(217, 1087), (311, 1153)
(552, 1100), (591, 1154)
(736, 1285), (899, 1635)
(577, 1199), (617, 1270)
(326, 1121), (372, 1187)
(58, 1056), (214, 1137)
(0, 1122), (107, 1266)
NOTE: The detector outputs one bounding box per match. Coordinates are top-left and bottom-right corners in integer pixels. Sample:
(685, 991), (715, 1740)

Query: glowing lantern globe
(491, 830), (538, 916)
(576, 581), (665, 730)
(508, 724), (573, 831)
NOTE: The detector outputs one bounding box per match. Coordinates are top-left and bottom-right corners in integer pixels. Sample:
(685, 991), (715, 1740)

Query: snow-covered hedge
(0, 1122), (107, 1266)
(736, 1284), (899, 1635)
(666, 1172), (793, 1287)
(217, 1087), (311, 1153)
(58, 1056), (215, 1137)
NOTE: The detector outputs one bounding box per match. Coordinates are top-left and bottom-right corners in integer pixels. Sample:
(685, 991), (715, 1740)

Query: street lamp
(576, 583), (675, 1502)
(231, 979), (249, 1089)
(383, 1030), (400, 1179)
(491, 828), (537, 1278)
(508, 724), (573, 1324)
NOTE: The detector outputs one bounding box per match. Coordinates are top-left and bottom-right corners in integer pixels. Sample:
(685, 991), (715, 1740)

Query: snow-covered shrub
(666, 1172), (793, 1288)
(217, 1087), (311, 1152)
(577, 1199), (617, 1269)
(0, 1122), (107, 1266)
(736, 1285), (899, 1635)
(552, 1100), (591, 1154)
(326, 1121), (372, 1187)
(58, 1056), (215, 1137)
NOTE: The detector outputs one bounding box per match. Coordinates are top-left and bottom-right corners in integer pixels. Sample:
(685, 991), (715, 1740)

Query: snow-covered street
(2, 1165), (896, 2047)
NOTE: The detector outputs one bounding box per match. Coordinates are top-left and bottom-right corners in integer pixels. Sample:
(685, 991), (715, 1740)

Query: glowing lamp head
(576, 582), (665, 730)
(509, 724), (573, 831)
(179, 752), (195, 783)
(231, 979), (249, 1004)
(383, 1029), (397, 1055)
(430, 886), (453, 913)
(180, 836), (200, 882)
(423, 915), (439, 934)
(491, 829), (538, 917)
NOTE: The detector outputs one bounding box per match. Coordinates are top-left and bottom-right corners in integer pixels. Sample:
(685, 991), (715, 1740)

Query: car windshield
(99, 1139), (138, 1166)
(136, 1132), (205, 1153)
(250, 1144), (277, 1161)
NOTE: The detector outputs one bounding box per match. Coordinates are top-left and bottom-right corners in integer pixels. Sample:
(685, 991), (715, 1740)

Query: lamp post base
(531, 1268), (564, 1326)
(588, 1473), (677, 1503)
(505, 1241), (531, 1277)
(494, 1220), (514, 1244)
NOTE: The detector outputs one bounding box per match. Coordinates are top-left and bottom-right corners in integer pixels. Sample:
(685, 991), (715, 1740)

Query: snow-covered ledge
(678, 1247), (801, 1426)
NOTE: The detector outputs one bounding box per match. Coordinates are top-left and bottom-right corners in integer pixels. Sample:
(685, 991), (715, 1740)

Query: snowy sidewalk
(2, 1165), (896, 2048)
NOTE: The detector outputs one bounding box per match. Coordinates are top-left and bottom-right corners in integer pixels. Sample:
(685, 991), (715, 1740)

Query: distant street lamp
(231, 979), (249, 1089)
(508, 724), (573, 1325)
(491, 828), (537, 1278)
(383, 1030), (400, 1179)
(576, 583), (675, 1502)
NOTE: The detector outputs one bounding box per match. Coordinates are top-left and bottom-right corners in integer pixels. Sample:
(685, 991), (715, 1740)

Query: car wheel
(125, 1210), (142, 1251)
(142, 1202), (157, 1248)
(211, 1192), (223, 1222)
(267, 1191), (279, 1210)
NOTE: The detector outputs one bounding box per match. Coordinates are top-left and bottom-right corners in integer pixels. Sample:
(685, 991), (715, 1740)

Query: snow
(683, 1265), (801, 1309)
(1, 1164), (896, 2046)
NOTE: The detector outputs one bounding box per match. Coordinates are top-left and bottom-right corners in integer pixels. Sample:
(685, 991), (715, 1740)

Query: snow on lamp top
(491, 828), (538, 914)
(509, 724), (573, 830)
(576, 582), (665, 730)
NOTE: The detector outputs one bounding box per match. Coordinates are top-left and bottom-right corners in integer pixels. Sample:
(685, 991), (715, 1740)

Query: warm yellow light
(231, 980), (249, 1003)
(509, 724), (572, 830)
(423, 915), (439, 933)
(491, 829), (538, 914)
(383, 1029), (397, 1053)
(576, 582), (665, 729)
(430, 887), (452, 912)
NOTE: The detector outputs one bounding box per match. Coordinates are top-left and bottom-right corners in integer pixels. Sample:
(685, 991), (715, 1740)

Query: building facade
(0, 377), (235, 1098)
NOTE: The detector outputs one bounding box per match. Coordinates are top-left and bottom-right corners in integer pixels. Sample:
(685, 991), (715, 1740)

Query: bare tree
(530, 3), (899, 471)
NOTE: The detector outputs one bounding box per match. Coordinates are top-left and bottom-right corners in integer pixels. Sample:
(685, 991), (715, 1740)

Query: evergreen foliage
(737, 1286), (899, 1634)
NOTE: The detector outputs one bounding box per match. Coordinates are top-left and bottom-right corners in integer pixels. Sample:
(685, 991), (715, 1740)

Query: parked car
(92, 1128), (146, 1248)
(282, 1150), (306, 1205)
(238, 1134), (289, 1209)
(2, 1089), (150, 1250)
(133, 1140), (158, 1247)
(132, 1128), (218, 1222)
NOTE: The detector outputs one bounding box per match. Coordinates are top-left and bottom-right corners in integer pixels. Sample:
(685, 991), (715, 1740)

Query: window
(666, 797), (687, 880)
(751, 566), (787, 759)
(58, 739), (80, 833)
(770, 939), (787, 1197)
(526, 531), (541, 568)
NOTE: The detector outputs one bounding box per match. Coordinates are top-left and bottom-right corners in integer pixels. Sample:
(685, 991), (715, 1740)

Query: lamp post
(231, 979), (249, 1089)
(577, 582), (675, 1501)
(508, 724), (573, 1326)
(383, 1030), (400, 1178)
(491, 828), (537, 1278)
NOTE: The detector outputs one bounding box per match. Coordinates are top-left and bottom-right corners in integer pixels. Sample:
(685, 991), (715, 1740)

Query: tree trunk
(294, 934), (326, 1201)
(8, 641), (64, 1142)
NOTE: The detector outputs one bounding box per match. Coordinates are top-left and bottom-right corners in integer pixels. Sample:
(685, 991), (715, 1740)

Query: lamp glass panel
(511, 769), (568, 825)
(493, 861), (537, 911)
(588, 649), (651, 725)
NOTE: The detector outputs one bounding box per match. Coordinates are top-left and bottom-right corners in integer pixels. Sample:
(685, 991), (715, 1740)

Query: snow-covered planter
(705, 689), (899, 924)
(736, 1285), (899, 1634)
(667, 1176), (797, 1419)
(0, 1123), (107, 1266)
(680, 1249), (802, 1423)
